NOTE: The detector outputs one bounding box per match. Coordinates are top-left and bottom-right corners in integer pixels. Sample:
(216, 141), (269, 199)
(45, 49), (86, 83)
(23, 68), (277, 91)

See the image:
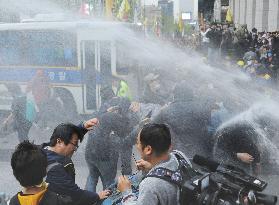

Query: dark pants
(16, 121), (32, 142)
(37, 101), (50, 128)
(85, 156), (118, 192)
(120, 143), (133, 175)
(208, 47), (220, 66)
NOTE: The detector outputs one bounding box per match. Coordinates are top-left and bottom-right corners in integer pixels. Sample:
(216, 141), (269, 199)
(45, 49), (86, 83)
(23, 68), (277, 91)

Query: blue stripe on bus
(0, 68), (82, 84)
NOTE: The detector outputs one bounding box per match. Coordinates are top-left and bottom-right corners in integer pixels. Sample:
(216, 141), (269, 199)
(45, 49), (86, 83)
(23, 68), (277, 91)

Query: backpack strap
(46, 162), (61, 173)
(145, 167), (183, 186)
(45, 160), (76, 180)
(39, 189), (73, 205)
(144, 151), (194, 186)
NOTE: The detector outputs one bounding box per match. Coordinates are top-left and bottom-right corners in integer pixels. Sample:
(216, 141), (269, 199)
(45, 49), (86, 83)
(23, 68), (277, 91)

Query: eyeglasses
(69, 142), (79, 151)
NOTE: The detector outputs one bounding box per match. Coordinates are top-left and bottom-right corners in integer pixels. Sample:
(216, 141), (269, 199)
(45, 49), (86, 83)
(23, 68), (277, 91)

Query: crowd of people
(173, 23), (279, 84)
(5, 71), (278, 205)
(2, 23), (279, 205)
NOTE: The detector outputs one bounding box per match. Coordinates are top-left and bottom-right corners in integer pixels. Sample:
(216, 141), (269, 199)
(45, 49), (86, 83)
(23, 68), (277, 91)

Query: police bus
(0, 18), (137, 121)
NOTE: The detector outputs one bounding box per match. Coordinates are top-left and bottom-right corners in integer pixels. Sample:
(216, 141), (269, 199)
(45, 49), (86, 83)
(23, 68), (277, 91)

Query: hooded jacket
(10, 188), (47, 205)
(213, 123), (261, 172)
(85, 112), (131, 162)
(153, 83), (211, 158)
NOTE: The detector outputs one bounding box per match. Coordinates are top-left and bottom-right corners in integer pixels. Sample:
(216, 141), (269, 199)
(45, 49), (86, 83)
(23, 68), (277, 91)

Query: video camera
(182, 155), (278, 205)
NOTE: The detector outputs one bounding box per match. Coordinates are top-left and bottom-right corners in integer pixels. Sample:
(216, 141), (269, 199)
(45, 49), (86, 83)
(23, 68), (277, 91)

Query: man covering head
(42, 119), (110, 205)
(48, 123), (85, 157)
(152, 81), (211, 158)
(85, 111), (130, 192)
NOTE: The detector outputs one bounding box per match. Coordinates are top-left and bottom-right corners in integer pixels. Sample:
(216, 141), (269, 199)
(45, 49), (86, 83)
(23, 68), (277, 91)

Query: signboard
(182, 12), (191, 20)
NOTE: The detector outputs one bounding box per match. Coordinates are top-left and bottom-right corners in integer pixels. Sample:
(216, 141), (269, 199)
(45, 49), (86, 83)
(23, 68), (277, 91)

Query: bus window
(27, 31), (77, 67)
(0, 30), (77, 67)
(116, 42), (130, 75)
(0, 31), (22, 65)
(84, 41), (96, 110)
(100, 41), (112, 85)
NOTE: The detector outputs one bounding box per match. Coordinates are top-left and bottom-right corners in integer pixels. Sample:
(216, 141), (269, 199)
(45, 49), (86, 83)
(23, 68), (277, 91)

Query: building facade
(173, 0), (198, 22)
(140, 0), (198, 22)
(229, 0), (279, 31)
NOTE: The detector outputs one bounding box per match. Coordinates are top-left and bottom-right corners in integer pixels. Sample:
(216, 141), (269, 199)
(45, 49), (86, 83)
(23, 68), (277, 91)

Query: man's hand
(130, 102), (140, 113)
(139, 118), (151, 127)
(107, 106), (120, 113)
(237, 153), (254, 164)
(98, 190), (111, 200)
(135, 159), (152, 172)
(83, 118), (99, 130)
(117, 176), (131, 192)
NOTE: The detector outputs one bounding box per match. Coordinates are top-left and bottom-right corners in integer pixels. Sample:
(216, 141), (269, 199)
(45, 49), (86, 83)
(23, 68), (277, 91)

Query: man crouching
(118, 123), (190, 205)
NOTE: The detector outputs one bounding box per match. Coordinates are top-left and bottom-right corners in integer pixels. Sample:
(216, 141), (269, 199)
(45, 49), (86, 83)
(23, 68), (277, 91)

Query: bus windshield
(0, 30), (77, 67)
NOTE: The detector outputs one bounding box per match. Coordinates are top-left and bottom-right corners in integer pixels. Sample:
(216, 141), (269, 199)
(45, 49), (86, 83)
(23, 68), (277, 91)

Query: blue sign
(0, 67), (82, 84)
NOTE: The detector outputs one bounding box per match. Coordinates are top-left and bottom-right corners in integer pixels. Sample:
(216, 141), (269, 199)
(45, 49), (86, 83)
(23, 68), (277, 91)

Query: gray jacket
(152, 100), (211, 158)
(121, 153), (180, 205)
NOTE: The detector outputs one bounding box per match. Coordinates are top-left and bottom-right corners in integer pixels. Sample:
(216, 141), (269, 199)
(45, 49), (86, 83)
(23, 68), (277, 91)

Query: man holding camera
(117, 123), (190, 205)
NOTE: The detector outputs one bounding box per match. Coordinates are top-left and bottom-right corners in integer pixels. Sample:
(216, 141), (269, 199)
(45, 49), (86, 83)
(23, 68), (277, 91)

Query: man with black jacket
(98, 88), (139, 176)
(85, 112), (131, 192)
(41, 119), (110, 205)
(206, 23), (222, 65)
(152, 82), (211, 158)
(213, 123), (261, 175)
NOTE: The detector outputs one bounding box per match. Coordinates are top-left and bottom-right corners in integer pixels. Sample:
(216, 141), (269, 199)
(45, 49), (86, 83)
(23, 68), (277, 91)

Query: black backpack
(144, 150), (200, 205)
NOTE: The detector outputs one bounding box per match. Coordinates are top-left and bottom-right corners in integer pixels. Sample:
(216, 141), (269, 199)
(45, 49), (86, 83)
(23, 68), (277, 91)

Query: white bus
(0, 20), (138, 120)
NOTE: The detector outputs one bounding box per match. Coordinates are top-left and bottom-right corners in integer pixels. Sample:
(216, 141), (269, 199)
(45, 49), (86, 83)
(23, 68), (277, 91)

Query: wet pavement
(0, 125), (278, 200)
